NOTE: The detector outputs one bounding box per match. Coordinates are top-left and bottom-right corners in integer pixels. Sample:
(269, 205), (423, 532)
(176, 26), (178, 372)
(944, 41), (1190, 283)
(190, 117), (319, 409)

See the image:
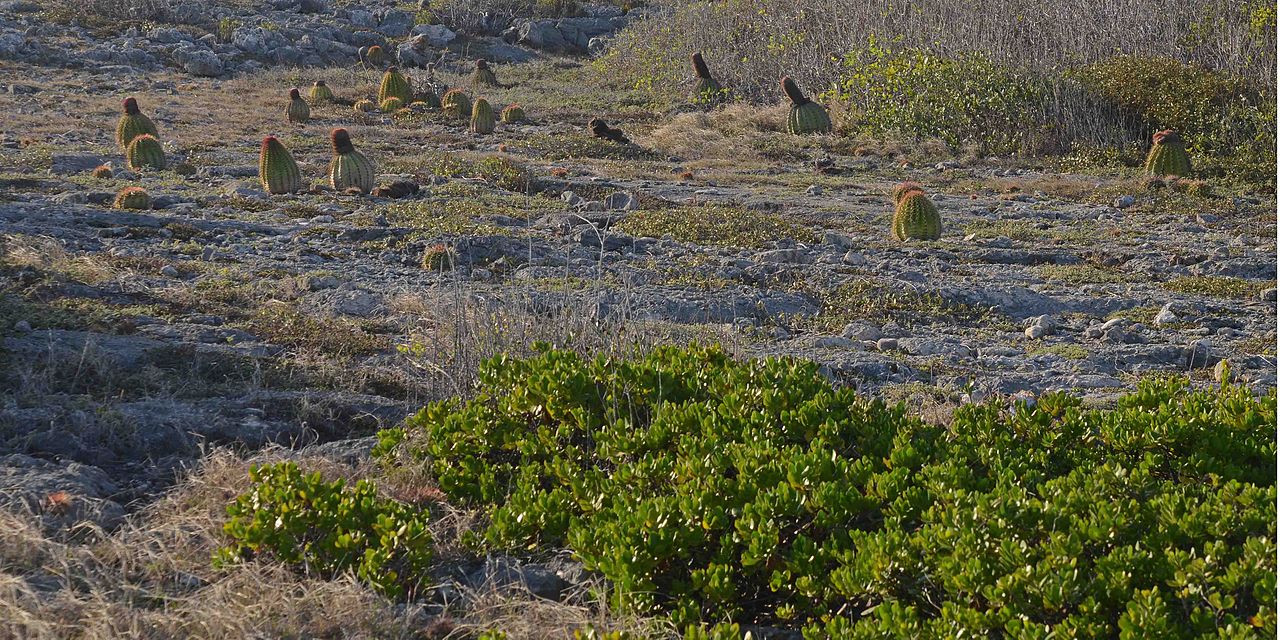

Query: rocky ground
(0, 2), (1275, 636)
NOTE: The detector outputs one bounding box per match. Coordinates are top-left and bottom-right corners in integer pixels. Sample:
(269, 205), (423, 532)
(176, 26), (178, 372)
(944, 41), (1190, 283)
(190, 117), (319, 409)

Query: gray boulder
(174, 47), (224, 76)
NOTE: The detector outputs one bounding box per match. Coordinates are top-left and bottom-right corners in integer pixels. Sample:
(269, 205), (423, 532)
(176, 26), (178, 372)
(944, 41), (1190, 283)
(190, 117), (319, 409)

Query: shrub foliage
(216, 462), (433, 599)
(379, 345), (1277, 635)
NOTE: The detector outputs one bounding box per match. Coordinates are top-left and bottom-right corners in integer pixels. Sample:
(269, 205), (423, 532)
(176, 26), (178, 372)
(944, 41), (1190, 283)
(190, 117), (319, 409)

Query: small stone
(1024, 324), (1046, 340)
(1260, 288), (1277, 303)
(1153, 304), (1178, 327)
(1196, 213), (1220, 224)
(1083, 324), (1105, 339)
(159, 265), (179, 277)
(842, 322), (881, 341)
(1113, 195), (1135, 209)
(310, 214), (335, 224)
(14, 320), (31, 332)
(805, 184), (823, 196)
(1185, 339), (1216, 369)
(603, 191), (637, 210)
(876, 338), (898, 352)
(841, 250), (867, 266)
(823, 231), (853, 249)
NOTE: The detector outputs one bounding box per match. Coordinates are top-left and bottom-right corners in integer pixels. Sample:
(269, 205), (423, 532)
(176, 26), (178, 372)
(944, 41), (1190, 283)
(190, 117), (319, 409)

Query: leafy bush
(380, 345), (1276, 635)
(1074, 56), (1276, 183)
(216, 462), (432, 599)
(835, 38), (1050, 153)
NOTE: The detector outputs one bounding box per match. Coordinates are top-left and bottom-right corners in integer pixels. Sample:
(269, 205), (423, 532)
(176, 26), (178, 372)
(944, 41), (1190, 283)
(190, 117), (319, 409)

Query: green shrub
(1073, 56), (1276, 183)
(215, 462), (432, 599)
(379, 345), (1277, 634)
(834, 37), (1049, 154)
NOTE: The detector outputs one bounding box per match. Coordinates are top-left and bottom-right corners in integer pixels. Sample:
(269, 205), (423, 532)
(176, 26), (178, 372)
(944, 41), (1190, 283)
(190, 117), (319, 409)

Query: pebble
(159, 265), (179, 277)
(1113, 195), (1135, 209)
(876, 338), (898, 352)
(13, 320), (31, 332)
(805, 185), (823, 196)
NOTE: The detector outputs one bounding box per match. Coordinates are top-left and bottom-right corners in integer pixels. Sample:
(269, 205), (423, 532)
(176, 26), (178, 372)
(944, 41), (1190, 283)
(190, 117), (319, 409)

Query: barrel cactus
(891, 181), (923, 204)
(690, 52), (724, 104)
(441, 89), (471, 120)
(126, 134), (166, 171)
(113, 186), (151, 210)
(115, 97), (158, 151)
(500, 104), (525, 123)
(309, 80), (335, 104)
(380, 96), (404, 112)
(1144, 129), (1192, 177)
(782, 77), (831, 135)
(378, 67), (412, 105)
(471, 59), (498, 87)
(471, 98), (495, 134)
(328, 128), (376, 194)
(286, 88), (311, 123)
(259, 136), (302, 195)
(361, 45), (386, 69)
(354, 99), (375, 113)
(891, 185), (942, 241)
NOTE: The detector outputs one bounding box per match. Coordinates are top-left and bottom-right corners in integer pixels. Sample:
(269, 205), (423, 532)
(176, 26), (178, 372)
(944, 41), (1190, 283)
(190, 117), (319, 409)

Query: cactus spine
(891, 185), (942, 241)
(309, 80), (335, 104)
(781, 77), (831, 135)
(378, 67), (412, 105)
(126, 134), (166, 171)
(471, 59), (498, 87)
(380, 96), (404, 112)
(441, 89), (471, 120)
(286, 88), (311, 123)
(113, 186), (151, 210)
(500, 104), (525, 123)
(328, 128), (375, 194)
(1144, 129), (1192, 177)
(470, 98), (495, 134)
(690, 52), (724, 104)
(259, 136), (302, 195)
(115, 97), (158, 151)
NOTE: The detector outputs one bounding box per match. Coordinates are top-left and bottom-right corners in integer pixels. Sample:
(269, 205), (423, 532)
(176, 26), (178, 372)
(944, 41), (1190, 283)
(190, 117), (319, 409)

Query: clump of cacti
(259, 136), (302, 195)
(589, 118), (630, 144)
(309, 80), (335, 104)
(471, 59), (498, 87)
(91, 164), (113, 179)
(354, 99), (375, 113)
(113, 186), (151, 210)
(115, 97), (158, 151)
(891, 183), (942, 241)
(328, 128), (375, 194)
(378, 67), (413, 106)
(360, 45), (386, 69)
(471, 98), (495, 134)
(441, 89), (471, 120)
(1144, 129), (1191, 177)
(380, 96), (404, 112)
(286, 88), (311, 123)
(126, 133), (166, 171)
(690, 52), (724, 104)
(781, 77), (831, 135)
(500, 104), (525, 123)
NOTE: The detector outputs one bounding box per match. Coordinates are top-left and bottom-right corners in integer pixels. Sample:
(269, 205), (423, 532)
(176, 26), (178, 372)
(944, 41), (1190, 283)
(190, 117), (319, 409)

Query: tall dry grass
(606, 0), (1276, 102)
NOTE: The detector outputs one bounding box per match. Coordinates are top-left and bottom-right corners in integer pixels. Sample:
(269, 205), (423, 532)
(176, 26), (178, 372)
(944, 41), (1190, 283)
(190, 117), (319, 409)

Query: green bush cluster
(378, 345), (1277, 636)
(1073, 55), (1275, 183)
(215, 462), (432, 599)
(835, 36), (1048, 154)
